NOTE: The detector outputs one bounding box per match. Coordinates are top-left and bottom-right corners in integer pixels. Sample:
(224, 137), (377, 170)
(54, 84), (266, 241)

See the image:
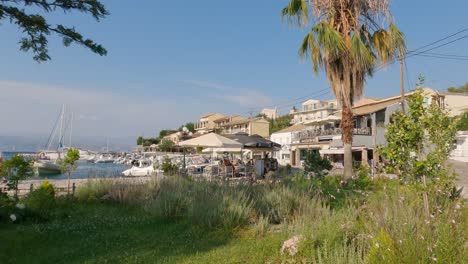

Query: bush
(303, 150), (332, 178)
(24, 185), (56, 221)
(189, 183), (253, 229)
(39, 180), (55, 197)
(161, 156), (178, 175)
(144, 177), (190, 218)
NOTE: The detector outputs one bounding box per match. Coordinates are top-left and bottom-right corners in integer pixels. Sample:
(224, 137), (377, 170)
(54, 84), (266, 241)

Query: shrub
(254, 186), (304, 224)
(189, 183), (253, 229)
(161, 156), (178, 175)
(303, 150), (332, 178)
(40, 180), (55, 197)
(24, 186), (56, 221)
(144, 177), (190, 218)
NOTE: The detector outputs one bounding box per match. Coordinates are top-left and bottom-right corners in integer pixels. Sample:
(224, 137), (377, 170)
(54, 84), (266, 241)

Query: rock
(280, 235), (302, 256)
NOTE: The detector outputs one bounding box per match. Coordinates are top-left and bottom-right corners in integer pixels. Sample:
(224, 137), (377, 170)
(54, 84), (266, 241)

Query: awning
(224, 134), (281, 151)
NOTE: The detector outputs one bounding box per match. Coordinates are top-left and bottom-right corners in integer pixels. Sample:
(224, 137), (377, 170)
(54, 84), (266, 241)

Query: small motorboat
(122, 160), (160, 177)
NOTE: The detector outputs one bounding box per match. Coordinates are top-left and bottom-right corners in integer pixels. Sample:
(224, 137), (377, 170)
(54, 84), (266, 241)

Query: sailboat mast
(69, 112), (73, 147)
(59, 104), (65, 150)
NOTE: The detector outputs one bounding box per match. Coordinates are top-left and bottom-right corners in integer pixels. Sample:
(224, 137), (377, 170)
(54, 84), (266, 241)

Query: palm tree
(282, 0), (406, 178)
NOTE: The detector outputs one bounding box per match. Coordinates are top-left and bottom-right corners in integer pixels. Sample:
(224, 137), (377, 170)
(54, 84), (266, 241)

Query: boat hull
(34, 161), (61, 175)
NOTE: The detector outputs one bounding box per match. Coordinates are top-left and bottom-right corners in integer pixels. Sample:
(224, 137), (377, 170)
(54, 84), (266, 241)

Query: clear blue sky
(1, 0), (467, 138)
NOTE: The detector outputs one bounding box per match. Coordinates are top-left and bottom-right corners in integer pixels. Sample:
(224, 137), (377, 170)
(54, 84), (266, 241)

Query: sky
(1, 0), (468, 141)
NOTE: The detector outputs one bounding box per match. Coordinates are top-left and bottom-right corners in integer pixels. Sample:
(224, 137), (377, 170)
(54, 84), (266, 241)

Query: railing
(292, 127), (371, 142)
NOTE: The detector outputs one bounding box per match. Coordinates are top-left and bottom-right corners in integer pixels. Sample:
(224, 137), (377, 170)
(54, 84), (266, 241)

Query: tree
(447, 83), (468, 93)
(159, 130), (176, 138)
(159, 139), (175, 152)
(0, 0), (108, 62)
(282, 0), (406, 178)
(136, 136), (144, 146)
(303, 150), (332, 178)
(0, 155), (33, 200)
(179, 123), (195, 133)
(379, 80), (458, 216)
(59, 148), (80, 194)
(269, 114), (293, 134)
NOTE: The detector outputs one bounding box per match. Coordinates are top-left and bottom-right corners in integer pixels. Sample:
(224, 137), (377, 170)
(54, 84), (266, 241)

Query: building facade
(261, 108), (278, 120)
(194, 113), (225, 134)
(216, 117), (270, 138)
(270, 124), (306, 166)
(288, 88), (446, 168)
(290, 99), (339, 125)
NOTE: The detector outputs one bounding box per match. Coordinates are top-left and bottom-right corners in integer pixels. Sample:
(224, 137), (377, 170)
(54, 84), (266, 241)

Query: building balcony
(292, 127), (371, 143)
(225, 128), (250, 135)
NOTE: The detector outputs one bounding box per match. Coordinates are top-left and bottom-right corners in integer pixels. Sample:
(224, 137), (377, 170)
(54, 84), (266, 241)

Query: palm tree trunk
(341, 102), (354, 179)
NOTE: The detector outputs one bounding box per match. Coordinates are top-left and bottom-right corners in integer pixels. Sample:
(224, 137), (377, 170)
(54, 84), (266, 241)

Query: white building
(290, 99), (339, 125)
(270, 124), (306, 166)
(261, 108), (278, 120)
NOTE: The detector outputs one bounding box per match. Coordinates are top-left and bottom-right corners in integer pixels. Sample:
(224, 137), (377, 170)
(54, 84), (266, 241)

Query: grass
(0, 202), (287, 264)
(1, 174), (467, 263)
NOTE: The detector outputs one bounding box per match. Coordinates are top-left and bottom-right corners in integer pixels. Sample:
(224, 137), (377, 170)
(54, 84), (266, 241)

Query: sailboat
(34, 105), (69, 176)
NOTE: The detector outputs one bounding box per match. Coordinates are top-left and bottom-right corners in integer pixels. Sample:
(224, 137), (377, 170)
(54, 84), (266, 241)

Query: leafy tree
(269, 115), (292, 134)
(303, 150), (332, 178)
(59, 148), (80, 194)
(137, 136), (144, 146)
(379, 80), (458, 215)
(0, 155), (33, 200)
(282, 0), (406, 178)
(179, 123), (195, 133)
(0, 0), (108, 62)
(159, 139), (175, 152)
(159, 130), (176, 138)
(447, 82), (468, 93)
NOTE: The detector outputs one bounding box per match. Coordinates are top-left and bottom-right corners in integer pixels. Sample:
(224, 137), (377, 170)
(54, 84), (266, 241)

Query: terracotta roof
(201, 113), (215, 118)
(274, 124), (307, 134)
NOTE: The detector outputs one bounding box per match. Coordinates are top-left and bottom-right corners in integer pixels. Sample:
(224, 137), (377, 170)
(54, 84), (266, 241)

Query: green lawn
(0, 203), (287, 264)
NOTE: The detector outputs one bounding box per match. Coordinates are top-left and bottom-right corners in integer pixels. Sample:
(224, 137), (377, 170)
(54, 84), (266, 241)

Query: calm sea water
(1, 152), (129, 179)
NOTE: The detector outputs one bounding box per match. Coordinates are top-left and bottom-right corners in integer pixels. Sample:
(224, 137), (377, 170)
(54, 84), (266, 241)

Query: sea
(1, 151), (129, 179)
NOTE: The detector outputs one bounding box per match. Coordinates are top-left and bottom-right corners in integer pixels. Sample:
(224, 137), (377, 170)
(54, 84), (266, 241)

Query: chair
(224, 166), (234, 178)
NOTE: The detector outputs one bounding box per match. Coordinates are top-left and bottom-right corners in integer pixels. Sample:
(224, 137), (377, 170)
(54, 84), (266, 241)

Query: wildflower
(451, 219), (456, 224)
(10, 214), (16, 222)
(330, 194), (336, 200)
(375, 242), (380, 248)
(455, 203), (461, 210)
(16, 203), (25, 210)
(340, 180), (347, 185)
(432, 257), (437, 262)
(430, 214), (435, 219)
(398, 240), (403, 244)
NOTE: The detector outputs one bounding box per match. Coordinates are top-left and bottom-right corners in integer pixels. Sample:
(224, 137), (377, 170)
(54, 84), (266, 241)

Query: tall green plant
(379, 77), (458, 215)
(282, 0), (406, 179)
(0, 155), (33, 200)
(60, 148), (80, 194)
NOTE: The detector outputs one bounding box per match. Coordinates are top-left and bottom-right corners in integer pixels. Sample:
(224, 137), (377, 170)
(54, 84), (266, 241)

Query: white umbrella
(179, 133), (243, 148)
(179, 133), (243, 167)
(202, 147), (244, 153)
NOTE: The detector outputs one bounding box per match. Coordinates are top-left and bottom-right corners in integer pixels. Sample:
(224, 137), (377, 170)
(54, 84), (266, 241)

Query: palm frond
(299, 30), (323, 74)
(281, 0), (309, 26)
(312, 22), (346, 58)
(351, 34), (374, 70)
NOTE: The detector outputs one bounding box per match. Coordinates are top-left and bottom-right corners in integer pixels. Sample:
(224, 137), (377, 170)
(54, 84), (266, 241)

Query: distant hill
(0, 135), (135, 152)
